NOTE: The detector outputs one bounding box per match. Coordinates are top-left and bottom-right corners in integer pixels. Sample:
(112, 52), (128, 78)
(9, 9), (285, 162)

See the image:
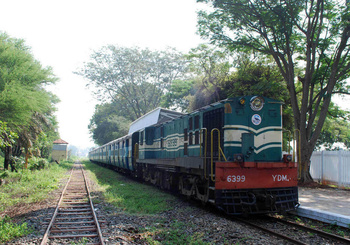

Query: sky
(0, 0), (204, 148)
(1, 1), (349, 149)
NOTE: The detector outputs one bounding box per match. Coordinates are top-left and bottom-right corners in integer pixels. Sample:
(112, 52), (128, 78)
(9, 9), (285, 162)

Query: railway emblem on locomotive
(251, 114), (262, 125)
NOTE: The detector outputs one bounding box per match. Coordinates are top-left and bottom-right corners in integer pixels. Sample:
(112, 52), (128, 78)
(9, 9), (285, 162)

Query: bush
(0, 171), (9, 179)
(28, 157), (48, 170)
(0, 216), (32, 243)
(12, 156), (25, 170)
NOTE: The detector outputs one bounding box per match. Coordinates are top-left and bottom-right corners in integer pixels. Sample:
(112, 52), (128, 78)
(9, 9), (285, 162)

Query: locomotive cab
(212, 96), (299, 214)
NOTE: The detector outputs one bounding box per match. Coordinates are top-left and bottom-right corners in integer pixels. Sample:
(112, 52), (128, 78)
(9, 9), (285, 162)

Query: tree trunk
(25, 150), (30, 169)
(9, 157), (17, 172)
(298, 138), (314, 184)
(4, 146), (11, 170)
(298, 160), (313, 184)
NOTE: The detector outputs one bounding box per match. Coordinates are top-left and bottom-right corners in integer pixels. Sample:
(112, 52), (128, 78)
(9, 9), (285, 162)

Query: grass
(0, 160), (72, 243)
(82, 160), (177, 214)
(145, 220), (210, 245)
(0, 216), (33, 243)
(0, 160), (72, 212)
(82, 161), (213, 244)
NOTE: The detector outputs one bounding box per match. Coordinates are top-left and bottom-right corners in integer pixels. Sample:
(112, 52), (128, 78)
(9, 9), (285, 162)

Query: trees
(78, 46), (192, 146)
(316, 103), (350, 150)
(0, 32), (59, 170)
(88, 102), (131, 145)
(224, 55), (295, 150)
(185, 44), (232, 110)
(0, 121), (17, 170)
(160, 79), (196, 112)
(77, 46), (189, 121)
(197, 0), (350, 183)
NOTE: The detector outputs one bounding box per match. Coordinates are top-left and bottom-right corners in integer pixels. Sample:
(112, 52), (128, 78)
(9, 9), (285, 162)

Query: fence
(310, 151), (350, 188)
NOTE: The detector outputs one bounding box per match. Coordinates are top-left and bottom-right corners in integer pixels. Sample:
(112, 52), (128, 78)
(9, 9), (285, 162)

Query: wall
(310, 151), (350, 188)
(52, 144), (68, 162)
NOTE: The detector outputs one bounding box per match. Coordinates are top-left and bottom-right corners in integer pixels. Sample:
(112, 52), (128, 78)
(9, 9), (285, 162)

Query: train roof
(128, 107), (185, 134)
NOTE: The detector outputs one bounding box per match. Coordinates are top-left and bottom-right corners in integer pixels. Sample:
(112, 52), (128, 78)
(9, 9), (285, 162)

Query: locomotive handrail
(283, 129), (291, 153)
(219, 147), (227, 162)
(210, 128), (227, 182)
(200, 128), (208, 180)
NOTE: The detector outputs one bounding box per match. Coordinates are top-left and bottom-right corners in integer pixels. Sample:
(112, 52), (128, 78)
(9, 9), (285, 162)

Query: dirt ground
(3, 174), (350, 244)
(298, 186), (350, 216)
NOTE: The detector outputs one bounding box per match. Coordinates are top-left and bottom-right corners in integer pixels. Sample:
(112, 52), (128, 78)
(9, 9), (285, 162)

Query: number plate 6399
(226, 175), (246, 183)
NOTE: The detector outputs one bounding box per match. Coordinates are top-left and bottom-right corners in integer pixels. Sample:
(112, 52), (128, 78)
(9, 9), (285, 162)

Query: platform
(292, 187), (350, 228)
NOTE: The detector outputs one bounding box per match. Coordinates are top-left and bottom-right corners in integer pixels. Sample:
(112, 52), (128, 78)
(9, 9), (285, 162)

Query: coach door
(203, 107), (224, 159)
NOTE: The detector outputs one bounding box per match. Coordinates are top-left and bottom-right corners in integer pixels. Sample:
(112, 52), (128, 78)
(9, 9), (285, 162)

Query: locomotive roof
(128, 107), (184, 134)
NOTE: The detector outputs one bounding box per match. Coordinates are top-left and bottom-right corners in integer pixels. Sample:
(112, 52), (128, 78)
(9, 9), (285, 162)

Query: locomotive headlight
(250, 96), (264, 111)
(239, 97), (246, 105)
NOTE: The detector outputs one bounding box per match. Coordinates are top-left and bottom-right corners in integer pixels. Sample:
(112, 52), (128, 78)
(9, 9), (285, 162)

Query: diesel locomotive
(89, 96), (299, 214)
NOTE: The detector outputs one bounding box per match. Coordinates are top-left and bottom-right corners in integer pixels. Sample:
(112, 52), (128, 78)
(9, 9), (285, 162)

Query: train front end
(215, 96), (298, 214)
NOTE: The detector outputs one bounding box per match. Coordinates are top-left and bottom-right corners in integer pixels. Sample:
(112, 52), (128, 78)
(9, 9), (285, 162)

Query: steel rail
(41, 162), (105, 245)
(233, 215), (350, 245)
(40, 166), (74, 245)
(269, 216), (350, 244)
(81, 163), (105, 245)
(233, 217), (307, 245)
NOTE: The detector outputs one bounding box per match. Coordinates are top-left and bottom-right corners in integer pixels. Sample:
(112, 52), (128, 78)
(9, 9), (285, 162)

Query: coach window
(126, 139), (129, 156)
(140, 131), (144, 145)
(146, 127), (154, 145)
(194, 115), (200, 129)
(184, 128), (188, 141)
(195, 131), (199, 145)
(189, 132), (193, 145)
(189, 117), (193, 130)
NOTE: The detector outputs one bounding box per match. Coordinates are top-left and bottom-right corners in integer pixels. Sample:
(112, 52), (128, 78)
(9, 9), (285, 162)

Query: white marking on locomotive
(272, 175), (290, 182)
(224, 125), (282, 153)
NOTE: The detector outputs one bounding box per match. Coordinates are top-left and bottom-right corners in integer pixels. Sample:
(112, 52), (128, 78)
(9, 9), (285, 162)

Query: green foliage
(185, 44), (232, 110)
(12, 156), (25, 170)
(0, 170), (9, 179)
(0, 120), (17, 149)
(89, 102), (131, 145)
(28, 157), (49, 170)
(160, 79), (195, 112)
(0, 216), (33, 243)
(148, 220), (209, 245)
(0, 32), (59, 169)
(226, 55), (287, 98)
(82, 161), (177, 214)
(77, 46), (188, 121)
(316, 104), (350, 150)
(0, 32), (57, 125)
(78, 46), (190, 145)
(0, 161), (72, 212)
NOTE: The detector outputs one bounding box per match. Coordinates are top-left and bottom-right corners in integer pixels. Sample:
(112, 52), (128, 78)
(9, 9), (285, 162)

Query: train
(89, 96), (299, 215)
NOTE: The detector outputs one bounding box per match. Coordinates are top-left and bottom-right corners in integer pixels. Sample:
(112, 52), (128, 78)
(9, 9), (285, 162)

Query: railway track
(41, 162), (105, 245)
(233, 215), (350, 244)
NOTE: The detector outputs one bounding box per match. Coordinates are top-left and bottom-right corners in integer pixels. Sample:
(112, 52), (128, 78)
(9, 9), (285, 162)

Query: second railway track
(233, 215), (350, 245)
(41, 162), (105, 245)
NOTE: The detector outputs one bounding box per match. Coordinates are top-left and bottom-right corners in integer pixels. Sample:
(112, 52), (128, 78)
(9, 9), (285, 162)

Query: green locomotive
(89, 96), (298, 214)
